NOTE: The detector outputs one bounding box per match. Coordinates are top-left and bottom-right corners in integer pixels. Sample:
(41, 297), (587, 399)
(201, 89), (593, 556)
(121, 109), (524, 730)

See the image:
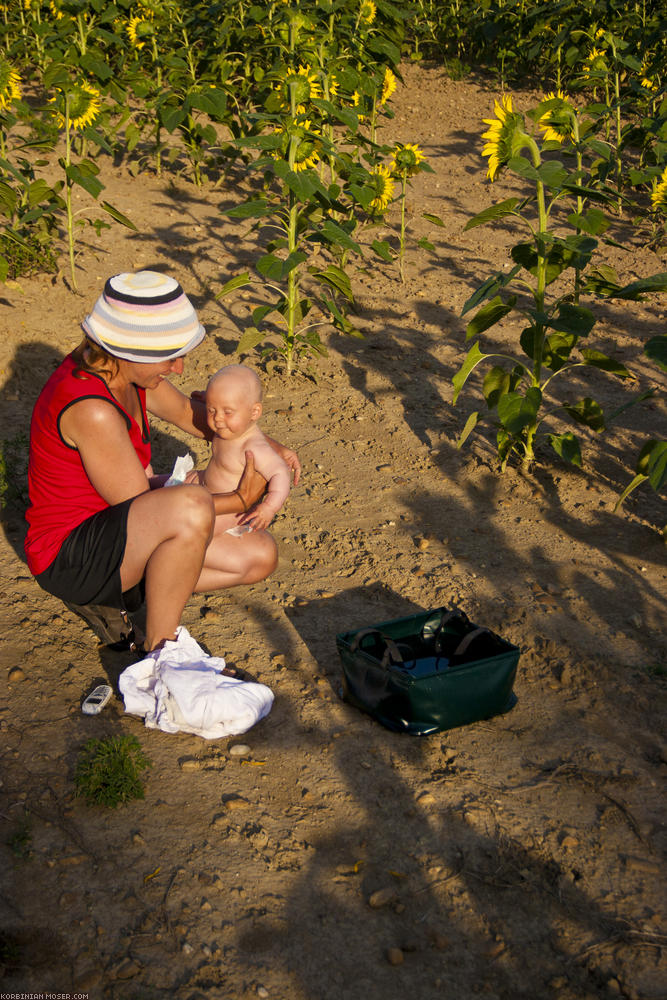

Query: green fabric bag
(336, 607), (519, 735)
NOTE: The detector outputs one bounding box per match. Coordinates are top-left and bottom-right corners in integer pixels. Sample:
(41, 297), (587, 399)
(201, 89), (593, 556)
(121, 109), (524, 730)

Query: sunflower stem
(63, 94), (78, 293)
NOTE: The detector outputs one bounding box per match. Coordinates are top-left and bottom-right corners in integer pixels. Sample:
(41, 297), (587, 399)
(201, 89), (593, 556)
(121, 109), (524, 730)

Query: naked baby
(198, 365), (291, 535)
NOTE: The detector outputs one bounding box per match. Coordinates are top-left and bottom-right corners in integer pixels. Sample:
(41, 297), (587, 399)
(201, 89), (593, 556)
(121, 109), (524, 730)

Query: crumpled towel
(119, 626), (274, 739)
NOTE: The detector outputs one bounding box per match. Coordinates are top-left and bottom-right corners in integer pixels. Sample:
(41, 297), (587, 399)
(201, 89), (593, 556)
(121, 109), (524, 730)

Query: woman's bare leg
(194, 528), (278, 593)
(120, 484), (215, 650)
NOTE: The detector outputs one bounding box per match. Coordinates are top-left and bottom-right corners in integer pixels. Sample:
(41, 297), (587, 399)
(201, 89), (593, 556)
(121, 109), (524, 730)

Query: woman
(24, 270), (299, 654)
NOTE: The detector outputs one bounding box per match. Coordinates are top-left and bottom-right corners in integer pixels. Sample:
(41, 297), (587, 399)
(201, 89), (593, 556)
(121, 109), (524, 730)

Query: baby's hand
(241, 503), (273, 532)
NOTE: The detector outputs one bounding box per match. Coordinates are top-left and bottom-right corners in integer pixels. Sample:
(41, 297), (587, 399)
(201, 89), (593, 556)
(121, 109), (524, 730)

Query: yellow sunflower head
(292, 120), (320, 172)
(651, 166), (667, 213)
(48, 0), (64, 19)
(127, 14), (154, 50)
(380, 66), (397, 105)
(368, 164), (394, 213)
(481, 94), (525, 181)
(582, 47), (608, 80)
(391, 142), (426, 179)
(52, 82), (101, 131)
(359, 0), (376, 25)
(0, 58), (21, 111)
(538, 90), (576, 144)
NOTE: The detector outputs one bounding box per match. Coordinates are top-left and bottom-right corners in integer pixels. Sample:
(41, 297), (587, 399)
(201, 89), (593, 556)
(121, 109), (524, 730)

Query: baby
(199, 365), (290, 534)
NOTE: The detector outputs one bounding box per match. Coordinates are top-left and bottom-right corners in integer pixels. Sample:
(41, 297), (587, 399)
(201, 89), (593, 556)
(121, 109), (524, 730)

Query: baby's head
(205, 365), (263, 440)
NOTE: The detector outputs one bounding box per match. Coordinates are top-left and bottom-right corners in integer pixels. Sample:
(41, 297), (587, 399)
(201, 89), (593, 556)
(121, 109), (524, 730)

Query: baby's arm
(241, 442), (291, 530)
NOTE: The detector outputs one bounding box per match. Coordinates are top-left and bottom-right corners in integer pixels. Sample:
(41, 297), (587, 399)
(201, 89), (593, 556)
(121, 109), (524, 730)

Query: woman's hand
(235, 450), (268, 512)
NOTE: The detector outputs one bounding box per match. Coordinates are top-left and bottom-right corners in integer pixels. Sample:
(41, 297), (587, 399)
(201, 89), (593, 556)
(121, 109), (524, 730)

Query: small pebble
(387, 947), (404, 966)
(8, 667), (24, 682)
(417, 791), (436, 806)
(223, 796), (250, 811)
(229, 744), (250, 757)
(182, 942), (194, 955)
(257, 988), (270, 999)
(369, 887), (398, 909)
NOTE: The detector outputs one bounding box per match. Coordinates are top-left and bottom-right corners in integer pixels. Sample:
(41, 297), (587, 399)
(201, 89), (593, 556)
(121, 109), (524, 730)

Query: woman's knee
(174, 485), (216, 539)
(249, 532), (278, 581)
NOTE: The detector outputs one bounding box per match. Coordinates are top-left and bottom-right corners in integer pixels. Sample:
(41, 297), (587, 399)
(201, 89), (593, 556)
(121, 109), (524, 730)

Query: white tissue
(164, 454), (195, 487)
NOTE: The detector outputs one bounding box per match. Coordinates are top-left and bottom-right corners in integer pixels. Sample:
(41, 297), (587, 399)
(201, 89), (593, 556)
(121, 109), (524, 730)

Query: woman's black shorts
(35, 498), (136, 609)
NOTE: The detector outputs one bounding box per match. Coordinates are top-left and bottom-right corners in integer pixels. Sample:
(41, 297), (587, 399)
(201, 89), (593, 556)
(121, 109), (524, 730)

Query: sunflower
(292, 120), (320, 172)
(368, 164), (394, 213)
(380, 66), (396, 105)
(481, 94), (523, 181)
(391, 142), (426, 179)
(127, 14), (153, 50)
(640, 63), (658, 92)
(538, 90), (575, 144)
(359, 0), (376, 25)
(53, 82), (101, 131)
(0, 59), (21, 111)
(48, 0), (64, 19)
(582, 47), (607, 80)
(274, 64), (321, 113)
(651, 166), (667, 212)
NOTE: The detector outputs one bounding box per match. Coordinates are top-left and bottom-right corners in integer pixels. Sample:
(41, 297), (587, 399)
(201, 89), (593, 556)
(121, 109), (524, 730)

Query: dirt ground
(0, 63), (666, 1000)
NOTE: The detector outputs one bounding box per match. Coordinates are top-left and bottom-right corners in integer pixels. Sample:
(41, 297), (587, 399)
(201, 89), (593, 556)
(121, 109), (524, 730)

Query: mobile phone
(82, 684), (113, 715)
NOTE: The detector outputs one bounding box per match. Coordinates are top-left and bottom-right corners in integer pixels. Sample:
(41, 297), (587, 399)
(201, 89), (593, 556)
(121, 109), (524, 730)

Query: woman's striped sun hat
(82, 271), (205, 362)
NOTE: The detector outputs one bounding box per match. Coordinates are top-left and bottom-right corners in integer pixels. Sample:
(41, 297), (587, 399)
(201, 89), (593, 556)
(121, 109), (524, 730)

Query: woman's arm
(59, 398), (151, 504)
(146, 379), (210, 439)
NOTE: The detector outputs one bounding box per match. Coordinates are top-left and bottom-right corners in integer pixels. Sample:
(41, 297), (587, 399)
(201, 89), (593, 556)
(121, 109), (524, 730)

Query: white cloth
(119, 627), (274, 739)
(164, 453), (194, 487)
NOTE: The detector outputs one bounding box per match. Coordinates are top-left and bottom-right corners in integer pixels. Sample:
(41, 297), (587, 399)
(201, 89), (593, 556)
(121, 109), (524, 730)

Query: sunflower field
(0, 0), (665, 489)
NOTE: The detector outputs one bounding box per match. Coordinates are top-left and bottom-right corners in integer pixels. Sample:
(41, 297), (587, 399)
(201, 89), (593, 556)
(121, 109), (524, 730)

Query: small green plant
(74, 735), (151, 808)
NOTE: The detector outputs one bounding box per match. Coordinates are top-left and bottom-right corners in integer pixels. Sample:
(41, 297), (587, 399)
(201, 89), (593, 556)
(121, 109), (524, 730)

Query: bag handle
(423, 607), (471, 652)
(452, 626), (492, 659)
(349, 628), (405, 668)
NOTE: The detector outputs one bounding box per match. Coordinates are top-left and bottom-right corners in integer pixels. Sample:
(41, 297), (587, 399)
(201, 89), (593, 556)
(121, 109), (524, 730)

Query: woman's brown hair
(70, 336), (120, 382)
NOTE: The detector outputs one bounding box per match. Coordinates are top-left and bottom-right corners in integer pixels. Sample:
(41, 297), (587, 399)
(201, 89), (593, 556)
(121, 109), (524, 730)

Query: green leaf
(319, 220), (360, 253)
(417, 237), (435, 251)
(422, 212), (444, 226)
(321, 295), (363, 337)
(236, 326), (266, 354)
(100, 201), (137, 230)
(564, 397), (605, 432)
(637, 440), (667, 492)
(216, 272), (251, 299)
(583, 264), (621, 296)
(520, 325), (539, 361)
(548, 431), (582, 467)
(482, 366), (510, 409)
(550, 303), (596, 337)
(0, 255), (8, 282)
(508, 155), (539, 181)
(466, 295), (515, 340)
(461, 265), (522, 316)
(603, 272), (667, 300)
(581, 349), (634, 380)
(645, 335), (667, 373)
(257, 251), (307, 281)
(497, 387), (542, 434)
(463, 198), (519, 232)
(160, 106), (186, 132)
(452, 342), (492, 405)
(537, 160), (568, 188)
(456, 411), (479, 449)
(252, 303), (276, 325)
(543, 332), (577, 371)
(371, 239), (393, 263)
(566, 207), (609, 236)
(311, 265), (353, 301)
(614, 472), (647, 511)
(65, 163), (103, 199)
(226, 198), (271, 219)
